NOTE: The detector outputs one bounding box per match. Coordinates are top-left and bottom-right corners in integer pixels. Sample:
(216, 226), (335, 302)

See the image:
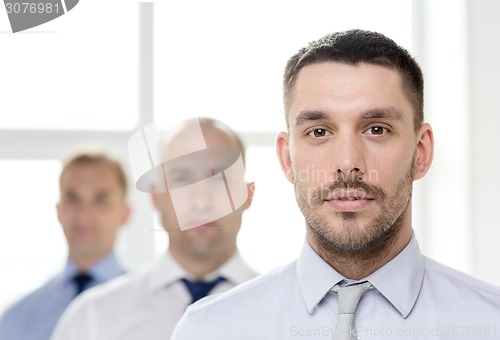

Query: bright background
(1, 0), (500, 314)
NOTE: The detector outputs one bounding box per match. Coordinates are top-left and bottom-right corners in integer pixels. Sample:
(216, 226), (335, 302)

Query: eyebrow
(294, 107), (405, 127)
(294, 111), (329, 126)
(361, 107), (403, 120)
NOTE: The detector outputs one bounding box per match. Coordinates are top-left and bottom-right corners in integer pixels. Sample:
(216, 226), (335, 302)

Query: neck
(169, 247), (236, 281)
(69, 251), (109, 273)
(308, 222), (412, 281)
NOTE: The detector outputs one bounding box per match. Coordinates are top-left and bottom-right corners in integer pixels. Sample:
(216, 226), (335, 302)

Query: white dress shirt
(172, 235), (500, 340)
(51, 251), (257, 340)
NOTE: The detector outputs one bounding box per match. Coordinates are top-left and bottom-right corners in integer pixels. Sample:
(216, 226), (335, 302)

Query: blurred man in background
(51, 117), (258, 340)
(0, 149), (130, 340)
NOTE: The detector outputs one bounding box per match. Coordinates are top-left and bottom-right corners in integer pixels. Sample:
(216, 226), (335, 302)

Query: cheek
(158, 194), (176, 215)
(58, 204), (75, 217)
(57, 210), (69, 222)
(292, 152), (333, 187)
(160, 203), (182, 231)
(367, 149), (413, 187)
(224, 214), (242, 232)
(96, 206), (117, 220)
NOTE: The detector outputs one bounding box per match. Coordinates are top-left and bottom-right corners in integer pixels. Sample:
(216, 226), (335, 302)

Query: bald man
(51, 118), (258, 340)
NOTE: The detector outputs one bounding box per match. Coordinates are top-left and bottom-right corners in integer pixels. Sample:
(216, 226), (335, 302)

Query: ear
(276, 132), (294, 183)
(413, 123), (434, 180)
(243, 182), (255, 210)
(120, 205), (131, 226)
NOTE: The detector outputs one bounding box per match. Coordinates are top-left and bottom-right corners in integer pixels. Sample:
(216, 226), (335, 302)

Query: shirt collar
(148, 251), (186, 293)
(366, 234), (425, 317)
(296, 234), (425, 317)
(62, 252), (125, 284)
(148, 250), (256, 293)
(296, 240), (344, 314)
(214, 251), (257, 284)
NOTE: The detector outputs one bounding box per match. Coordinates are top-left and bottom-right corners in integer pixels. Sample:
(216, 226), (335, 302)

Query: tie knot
(73, 273), (94, 295)
(332, 281), (372, 314)
(181, 276), (225, 304)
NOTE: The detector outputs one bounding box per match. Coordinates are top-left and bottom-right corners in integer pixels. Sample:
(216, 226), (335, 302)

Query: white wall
(412, 0), (500, 285)
(412, 0), (472, 275)
(468, 0), (500, 284)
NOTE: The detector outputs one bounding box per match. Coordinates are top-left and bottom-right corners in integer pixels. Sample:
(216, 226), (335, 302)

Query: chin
(190, 247), (215, 259)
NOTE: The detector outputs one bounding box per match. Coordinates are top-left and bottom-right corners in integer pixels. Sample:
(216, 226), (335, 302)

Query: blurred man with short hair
(0, 149), (130, 340)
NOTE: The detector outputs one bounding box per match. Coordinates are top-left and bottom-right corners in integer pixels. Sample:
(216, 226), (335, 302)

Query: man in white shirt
(51, 118), (258, 340)
(172, 30), (500, 340)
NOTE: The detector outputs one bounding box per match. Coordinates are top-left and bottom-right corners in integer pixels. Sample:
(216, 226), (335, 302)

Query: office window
(0, 161), (65, 311)
(0, 0), (140, 315)
(0, 0), (138, 130)
(153, 0), (413, 132)
(237, 146), (305, 272)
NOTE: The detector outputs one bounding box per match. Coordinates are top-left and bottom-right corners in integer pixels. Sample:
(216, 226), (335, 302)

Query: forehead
(61, 162), (120, 189)
(289, 62), (412, 125)
(165, 125), (241, 172)
(164, 124), (240, 158)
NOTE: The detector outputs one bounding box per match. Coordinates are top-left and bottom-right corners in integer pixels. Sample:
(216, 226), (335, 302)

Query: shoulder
(424, 257), (500, 300)
(196, 261), (295, 310)
(172, 262), (297, 339)
(1, 276), (59, 319)
(51, 266), (155, 340)
(58, 259), (159, 324)
(70, 264), (153, 312)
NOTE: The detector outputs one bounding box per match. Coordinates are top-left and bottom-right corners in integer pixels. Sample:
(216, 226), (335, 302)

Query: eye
(167, 170), (192, 187)
(95, 194), (110, 205)
(365, 126), (389, 135)
(63, 192), (78, 203)
(307, 128), (332, 138)
(170, 175), (189, 185)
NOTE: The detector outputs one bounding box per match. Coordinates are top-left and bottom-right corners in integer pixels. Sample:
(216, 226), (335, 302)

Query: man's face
(57, 163), (129, 260)
(153, 125), (254, 259)
(277, 62), (432, 255)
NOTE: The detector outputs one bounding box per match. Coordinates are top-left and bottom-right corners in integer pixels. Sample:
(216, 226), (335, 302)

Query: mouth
(328, 189), (371, 200)
(190, 222), (217, 231)
(325, 190), (374, 212)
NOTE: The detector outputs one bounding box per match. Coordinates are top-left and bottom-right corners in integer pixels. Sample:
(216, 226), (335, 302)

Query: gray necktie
(331, 281), (372, 340)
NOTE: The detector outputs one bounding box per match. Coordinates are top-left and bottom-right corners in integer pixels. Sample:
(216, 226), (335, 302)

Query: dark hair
(283, 29), (424, 130)
(60, 150), (128, 197)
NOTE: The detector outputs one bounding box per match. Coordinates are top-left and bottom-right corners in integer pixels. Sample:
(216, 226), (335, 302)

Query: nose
(190, 176), (219, 211)
(74, 202), (94, 226)
(331, 132), (366, 180)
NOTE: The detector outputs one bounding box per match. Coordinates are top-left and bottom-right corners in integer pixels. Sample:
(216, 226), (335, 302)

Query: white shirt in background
(51, 251), (258, 340)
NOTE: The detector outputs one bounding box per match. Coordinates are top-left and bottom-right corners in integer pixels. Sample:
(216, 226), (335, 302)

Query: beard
(294, 162), (414, 264)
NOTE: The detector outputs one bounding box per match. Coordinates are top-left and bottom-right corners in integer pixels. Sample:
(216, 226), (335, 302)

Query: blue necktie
(181, 277), (225, 304)
(73, 273), (94, 295)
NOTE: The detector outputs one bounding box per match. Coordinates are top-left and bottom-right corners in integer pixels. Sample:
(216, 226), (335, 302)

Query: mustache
(308, 177), (386, 204)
